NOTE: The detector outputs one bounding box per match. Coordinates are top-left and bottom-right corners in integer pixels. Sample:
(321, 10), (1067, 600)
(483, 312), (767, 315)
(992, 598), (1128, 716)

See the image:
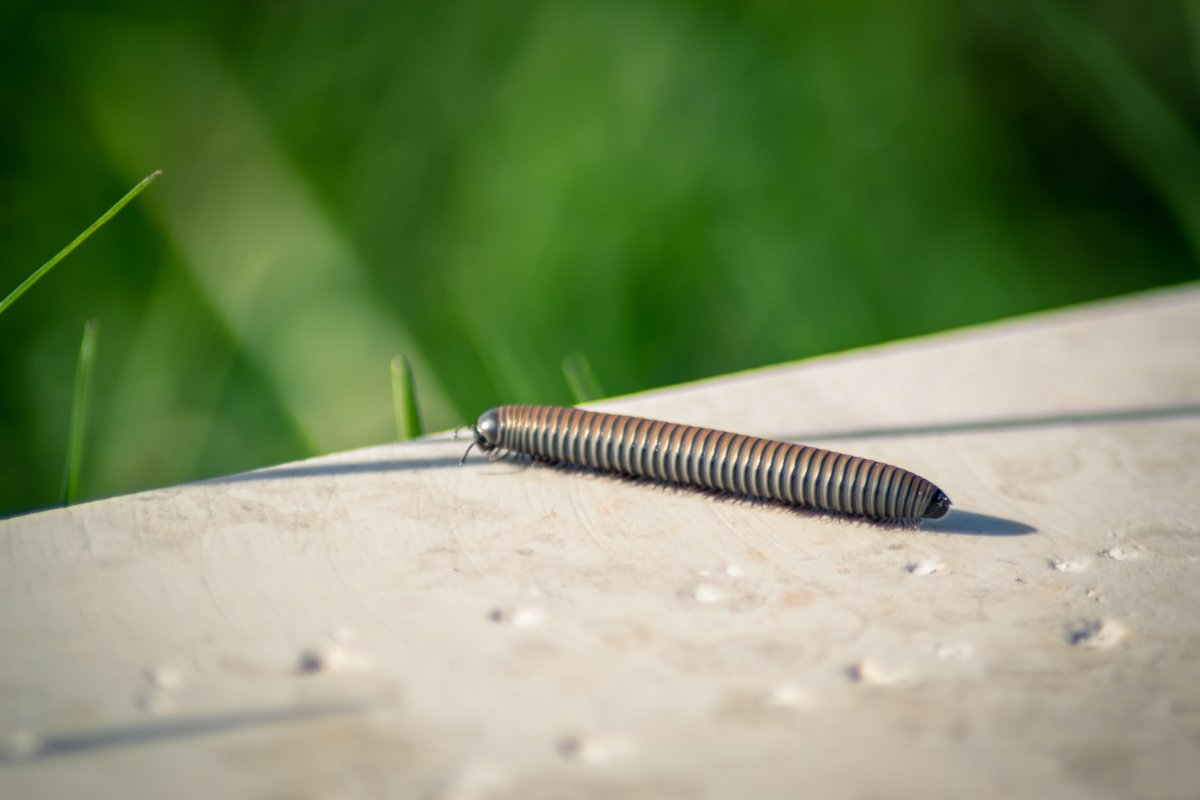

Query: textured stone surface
(3, 285), (1199, 799)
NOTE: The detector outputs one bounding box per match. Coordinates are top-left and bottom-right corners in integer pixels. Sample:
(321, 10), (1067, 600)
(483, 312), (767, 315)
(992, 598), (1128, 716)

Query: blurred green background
(2, 0), (1197, 517)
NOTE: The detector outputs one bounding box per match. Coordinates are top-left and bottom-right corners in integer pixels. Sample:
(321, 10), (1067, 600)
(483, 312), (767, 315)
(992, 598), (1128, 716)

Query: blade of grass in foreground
(0, 170), (162, 317)
(562, 352), (605, 403)
(391, 355), (424, 441)
(62, 318), (100, 505)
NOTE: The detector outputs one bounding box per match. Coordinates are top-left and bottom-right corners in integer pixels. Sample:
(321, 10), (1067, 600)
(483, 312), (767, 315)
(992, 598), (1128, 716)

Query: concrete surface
(2, 284), (1199, 799)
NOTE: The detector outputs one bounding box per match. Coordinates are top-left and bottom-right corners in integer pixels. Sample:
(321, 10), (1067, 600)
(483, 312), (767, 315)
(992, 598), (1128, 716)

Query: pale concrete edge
(6, 281), (1195, 524)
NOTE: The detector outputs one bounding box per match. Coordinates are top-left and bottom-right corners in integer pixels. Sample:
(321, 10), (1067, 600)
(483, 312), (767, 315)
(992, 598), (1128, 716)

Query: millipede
(463, 404), (950, 525)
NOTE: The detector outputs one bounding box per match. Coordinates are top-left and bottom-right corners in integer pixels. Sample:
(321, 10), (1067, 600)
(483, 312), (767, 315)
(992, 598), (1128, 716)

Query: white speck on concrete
(509, 605), (545, 628)
(905, 559), (945, 576)
(1049, 558), (1089, 573)
(847, 660), (908, 686)
(762, 683), (813, 709)
(935, 642), (975, 660)
(692, 583), (727, 604)
(298, 642), (374, 673)
(488, 605), (545, 628)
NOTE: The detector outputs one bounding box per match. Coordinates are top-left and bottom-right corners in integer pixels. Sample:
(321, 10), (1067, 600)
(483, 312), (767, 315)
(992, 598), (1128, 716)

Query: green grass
(0, 170), (158, 512)
(562, 353), (605, 404)
(0, 1), (1196, 516)
(62, 318), (99, 505)
(0, 171), (160, 317)
(391, 355), (424, 441)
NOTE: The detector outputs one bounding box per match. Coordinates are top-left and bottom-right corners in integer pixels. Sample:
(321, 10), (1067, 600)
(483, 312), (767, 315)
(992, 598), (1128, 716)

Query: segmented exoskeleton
(466, 404), (950, 524)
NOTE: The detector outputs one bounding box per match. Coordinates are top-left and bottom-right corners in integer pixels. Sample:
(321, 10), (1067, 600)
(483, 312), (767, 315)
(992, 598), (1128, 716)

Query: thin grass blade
(562, 352), (605, 403)
(391, 355), (423, 441)
(62, 318), (100, 505)
(0, 170), (162, 317)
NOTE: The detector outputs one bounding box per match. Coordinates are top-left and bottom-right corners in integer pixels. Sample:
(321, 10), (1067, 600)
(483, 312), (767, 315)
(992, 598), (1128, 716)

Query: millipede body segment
(468, 404), (950, 524)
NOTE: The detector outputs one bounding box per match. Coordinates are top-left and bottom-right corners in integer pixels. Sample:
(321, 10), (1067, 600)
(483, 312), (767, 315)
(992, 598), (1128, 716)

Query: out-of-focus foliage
(1, 0), (1197, 516)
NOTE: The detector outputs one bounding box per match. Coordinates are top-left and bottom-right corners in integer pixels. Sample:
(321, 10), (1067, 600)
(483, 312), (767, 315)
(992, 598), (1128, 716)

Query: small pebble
(1065, 618), (1128, 649)
(557, 734), (632, 765)
(846, 660), (907, 686)
(298, 643), (373, 673)
(488, 605), (545, 627)
(1048, 558), (1088, 573)
(1099, 547), (1140, 561)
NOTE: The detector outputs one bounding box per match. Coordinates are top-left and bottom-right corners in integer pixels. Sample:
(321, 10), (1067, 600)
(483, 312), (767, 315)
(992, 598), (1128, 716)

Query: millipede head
(923, 488), (951, 519)
(472, 408), (501, 452)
